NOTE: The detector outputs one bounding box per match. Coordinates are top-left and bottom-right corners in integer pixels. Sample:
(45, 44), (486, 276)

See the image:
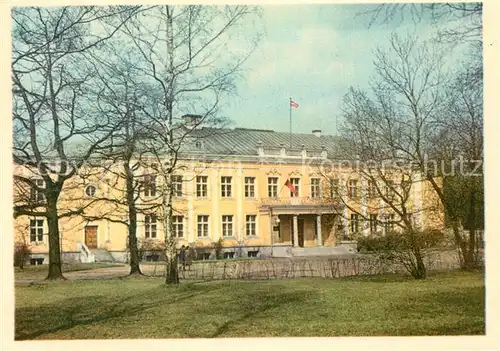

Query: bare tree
(12, 6), (141, 279)
(360, 2), (482, 46)
(108, 5), (261, 284)
(338, 31), (483, 271)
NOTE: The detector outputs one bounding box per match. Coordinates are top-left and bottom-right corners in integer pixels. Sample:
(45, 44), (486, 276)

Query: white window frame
(222, 215), (234, 237)
(310, 178), (321, 198)
(145, 214), (157, 239)
(85, 184), (97, 197)
(30, 179), (45, 203)
(144, 175), (157, 197)
(221, 176), (232, 198)
(350, 213), (359, 234)
(329, 178), (339, 198)
(29, 218), (44, 243)
(172, 175), (183, 198)
(196, 175), (208, 198)
(268, 177), (278, 198)
(290, 177), (300, 197)
(385, 213), (395, 233)
(197, 215), (209, 238)
(349, 179), (358, 198)
(367, 180), (377, 198)
(172, 215), (184, 238)
(244, 177), (256, 198)
(245, 215), (257, 237)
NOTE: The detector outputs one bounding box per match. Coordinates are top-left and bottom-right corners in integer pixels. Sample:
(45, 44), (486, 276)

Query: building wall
(13, 159), (446, 258)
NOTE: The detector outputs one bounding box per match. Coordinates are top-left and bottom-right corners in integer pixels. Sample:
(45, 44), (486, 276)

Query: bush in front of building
(357, 229), (444, 279)
(14, 242), (31, 269)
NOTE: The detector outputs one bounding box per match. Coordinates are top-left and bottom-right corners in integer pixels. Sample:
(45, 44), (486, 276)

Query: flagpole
(289, 97), (292, 149)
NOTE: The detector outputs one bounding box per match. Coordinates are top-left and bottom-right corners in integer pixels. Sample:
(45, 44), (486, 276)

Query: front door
(298, 219), (305, 247)
(84, 225), (98, 249)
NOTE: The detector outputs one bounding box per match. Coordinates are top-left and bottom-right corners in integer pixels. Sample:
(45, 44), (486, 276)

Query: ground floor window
(246, 215), (257, 236)
(145, 214), (157, 239)
(30, 219), (44, 243)
(197, 215), (209, 237)
(172, 216), (184, 238)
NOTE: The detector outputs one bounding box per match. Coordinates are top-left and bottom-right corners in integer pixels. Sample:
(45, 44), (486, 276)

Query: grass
(15, 263), (124, 281)
(15, 270), (485, 340)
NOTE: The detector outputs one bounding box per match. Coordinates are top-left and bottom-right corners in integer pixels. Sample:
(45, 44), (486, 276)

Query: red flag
(285, 179), (298, 196)
(290, 99), (299, 108)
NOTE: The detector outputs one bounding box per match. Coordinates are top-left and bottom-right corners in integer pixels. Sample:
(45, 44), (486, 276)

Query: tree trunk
(126, 161), (142, 275)
(465, 188), (477, 270)
(46, 198), (65, 280)
(164, 173), (179, 285)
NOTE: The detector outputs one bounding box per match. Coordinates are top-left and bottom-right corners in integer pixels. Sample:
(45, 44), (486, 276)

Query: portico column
(292, 215), (299, 247)
(315, 214), (323, 246)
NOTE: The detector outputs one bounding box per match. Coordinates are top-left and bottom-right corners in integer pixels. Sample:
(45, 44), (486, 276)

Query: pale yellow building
(13, 121), (444, 264)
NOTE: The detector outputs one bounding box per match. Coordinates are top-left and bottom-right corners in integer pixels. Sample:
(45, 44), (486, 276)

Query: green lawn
(15, 263), (124, 281)
(15, 270), (485, 340)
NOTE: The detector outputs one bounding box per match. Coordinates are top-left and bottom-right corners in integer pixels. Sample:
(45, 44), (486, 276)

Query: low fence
(144, 250), (461, 280)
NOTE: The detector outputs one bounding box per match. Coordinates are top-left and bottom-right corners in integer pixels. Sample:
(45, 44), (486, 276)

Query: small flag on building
(290, 99), (299, 108)
(285, 179), (298, 196)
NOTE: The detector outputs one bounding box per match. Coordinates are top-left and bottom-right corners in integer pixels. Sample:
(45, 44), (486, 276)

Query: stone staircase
(90, 248), (115, 263)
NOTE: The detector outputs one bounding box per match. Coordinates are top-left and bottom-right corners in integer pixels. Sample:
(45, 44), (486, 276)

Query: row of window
(143, 176), (321, 199)
(144, 214), (258, 239)
(29, 177), (400, 203)
(349, 213), (396, 234)
(332, 179), (397, 199)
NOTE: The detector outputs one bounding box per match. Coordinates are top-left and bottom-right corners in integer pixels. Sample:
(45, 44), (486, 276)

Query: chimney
(312, 129), (322, 138)
(182, 114), (202, 127)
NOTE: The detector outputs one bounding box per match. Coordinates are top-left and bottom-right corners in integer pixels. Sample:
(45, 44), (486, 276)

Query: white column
(293, 214), (299, 247)
(315, 214), (322, 246)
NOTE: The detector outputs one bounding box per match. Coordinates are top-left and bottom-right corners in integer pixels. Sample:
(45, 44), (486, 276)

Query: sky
(219, 4), (470, 136)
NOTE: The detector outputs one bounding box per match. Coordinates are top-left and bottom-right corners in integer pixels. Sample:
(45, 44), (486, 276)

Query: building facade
(13, 125), (445, 264)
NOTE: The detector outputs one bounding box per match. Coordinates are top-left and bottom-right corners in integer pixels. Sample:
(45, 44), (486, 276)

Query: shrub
(14, 242), (31, 269)
(138, 239), (166, 261)
(357, 229), (444, 279)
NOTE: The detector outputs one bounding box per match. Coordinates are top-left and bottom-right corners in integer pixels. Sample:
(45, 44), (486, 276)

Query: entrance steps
(90, 248), (115, 263)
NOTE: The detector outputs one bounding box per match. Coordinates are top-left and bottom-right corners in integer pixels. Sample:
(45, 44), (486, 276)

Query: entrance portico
(261, 198), (343, 248)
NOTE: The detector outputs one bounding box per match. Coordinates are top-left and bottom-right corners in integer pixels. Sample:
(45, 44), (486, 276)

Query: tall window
(369, 214), (378, 234)
(144, 175), (156, 197)
(197, 215), (209, 237)
(385, 180), (394, 197)
(172, 216), (184, 238)
(244, 177), (255, 198)
(145, 214), (157, 239)
(222, 215), (234, 237)
(221, 176), (232, 198)
(310, 178), (321, 198)
(172, 175), (183, 197)
(385, 213), (395, 233)
(367, 180), (377, 198)
(246, 215), (257, 236)
(349, 179), (358, 198)
(30, 179), (45, 203)
(268, 177), (278, 198)
(196, 176), (208, 197)
(290, 178), (300, 197)
(350, 213), (359, 234)
(30, 218), (44, 242)
(329, 178), (339, 198)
